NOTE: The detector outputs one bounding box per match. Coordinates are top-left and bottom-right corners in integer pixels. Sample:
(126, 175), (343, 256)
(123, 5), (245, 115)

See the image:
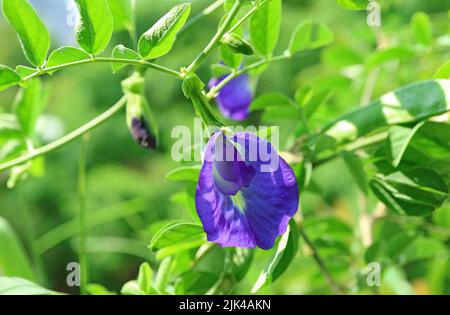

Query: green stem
(180, 0), (226, 37)
(78, 133), (89, 295)
(207, 54), (290, 99)
(23, 58), (182, 82)
(186, 0), (243, 73)
(299, 228), (345, 294)
(0, 96), (127, 172)
(312, 132), (387, 167)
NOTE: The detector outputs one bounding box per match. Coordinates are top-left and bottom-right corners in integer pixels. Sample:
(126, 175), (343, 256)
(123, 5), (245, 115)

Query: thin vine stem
(78, 133), (89, 295)
(186, 0), (243, 73)
(206, 54), (290, 99)
(299, 228), (345, 294)
(22, 58), (183, 82)
(180, 0), (226, 36)
(0, 96), (127, 172)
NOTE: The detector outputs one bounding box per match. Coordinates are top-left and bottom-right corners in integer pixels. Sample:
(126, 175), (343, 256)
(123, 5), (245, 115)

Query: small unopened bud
(221, 33), (254, 56)
(126, 93), (158, 149)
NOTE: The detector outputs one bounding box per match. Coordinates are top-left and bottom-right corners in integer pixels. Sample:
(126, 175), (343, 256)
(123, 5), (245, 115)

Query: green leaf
(75, 0), (114, 55)
(0, 66), (21, 92)
(138, 3), (191, 60)
(15, 66), (37, 79)
(175, 272), (218, 295)
(150, 222), (206, 260)
(220, 45), (243, 69)
(250, 0), (282, 56)
(0, 277), (56, 295)
(367, 46), (415, 69)
(111, 45), (141, 72)
(0, 217), (34, 281)
(0, 114), (22, 142)
(2, 0), (50, 67)
(251, 220), (299, 293)
(13, 78), (46, 137)
(386, 122), (425, 167)
(107, 0), (135, 32)
(433, 204), (450, 228)
(288, 21), (334, 54)
(380, 266), (414, 295)
(211, 63), (232, 77)
(371, 168), (448, 216)
(411, 12), (433, 47)
(322, 79), (450, 147)
(154, 257), (173, 293)
(295, 86), (332, 119)
(322, 44), (364, 67)
(230, 248), (254, 282)
(341, 151), (368, 194)
(120, 280), (144, 295)
(165, 165), (201, 182)
(433, 60), (450, 79)
(336, 0), (367, 10)
(46, 47), (91, 71)
(250, 93), (296, 111)
(137, 262), (153, 294)
(399, 237), (446, 265)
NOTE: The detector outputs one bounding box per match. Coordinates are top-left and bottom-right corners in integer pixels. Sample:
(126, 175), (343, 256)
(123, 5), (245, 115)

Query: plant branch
(180, 0), (226, 36)
(78, 133), (89, 295)
(299, 228), (345, 294)
(0, 96), (127, 172)
(186, 0), (243, 73)
(22, 58), (182, 82)
(206, 54), (290, 99)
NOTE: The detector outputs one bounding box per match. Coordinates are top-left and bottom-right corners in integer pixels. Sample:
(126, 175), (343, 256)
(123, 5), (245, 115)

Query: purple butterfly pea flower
(208, 74), (253, 121)
(195, 131), (299, 249)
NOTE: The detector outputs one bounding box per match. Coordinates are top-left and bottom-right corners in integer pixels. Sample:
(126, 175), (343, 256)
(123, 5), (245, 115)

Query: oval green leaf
(75, 0), (114, 55)
(288, 20), (334, 54)
(250, 0), (282, 56)
(111, 45), (141, 72)
(138, 3), (191, 60)
(0, 66), (21, 92)
(2, 0), (50, 67)
(46, 47), (91, 71)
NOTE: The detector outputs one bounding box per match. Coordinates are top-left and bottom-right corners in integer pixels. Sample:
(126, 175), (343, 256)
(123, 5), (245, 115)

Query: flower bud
(122, 73), (158, 150)
(126, 93), (158, 149)
(221, 33), (254, 56)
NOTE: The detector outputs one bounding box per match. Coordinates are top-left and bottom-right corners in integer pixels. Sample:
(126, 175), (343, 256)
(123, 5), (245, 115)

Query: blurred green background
(0, 0), (449, 294)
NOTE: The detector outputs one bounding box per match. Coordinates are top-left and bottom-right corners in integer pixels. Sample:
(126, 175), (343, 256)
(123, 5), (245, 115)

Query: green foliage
(111, 45), (140, 72)
(0, 277), (55, 295)
(0, 217), (34, 281)
(1, 0), (50, 67)
(46, 47), (91, 70)
(288, 21), (334, 54)
(250, 0), (282, 56)
(0, 66), (21, 92)
(336, 0), (368, 10)
(150, 222), (206, 260)
(411, 12), (433, 47)
(252, 220), (299, 293)
(13, 78), (46, 137)
(107, 0), (135, 32)
(138, 3), (191, 60)
(75, 0), (114, 55)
